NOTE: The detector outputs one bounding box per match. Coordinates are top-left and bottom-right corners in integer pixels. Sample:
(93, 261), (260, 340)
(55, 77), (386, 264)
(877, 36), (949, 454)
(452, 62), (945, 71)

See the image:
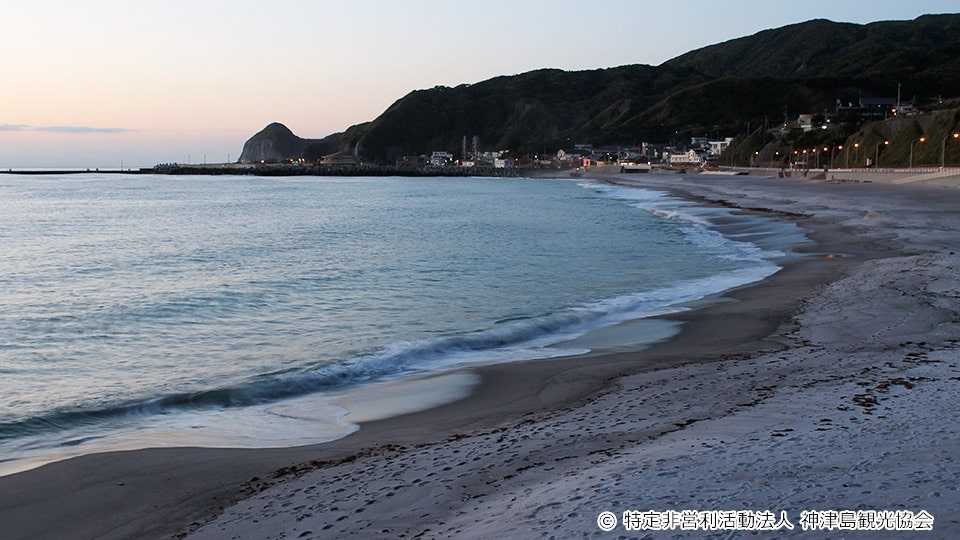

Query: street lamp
(875, 140), (890, 168)
(941, 132), (960, 169)
(910, 136), (926, 168)
(853, 142), (860, 167)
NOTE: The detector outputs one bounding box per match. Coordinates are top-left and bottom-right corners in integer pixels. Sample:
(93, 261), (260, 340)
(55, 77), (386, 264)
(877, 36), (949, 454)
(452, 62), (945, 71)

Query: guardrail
(724, 166), (960, 175)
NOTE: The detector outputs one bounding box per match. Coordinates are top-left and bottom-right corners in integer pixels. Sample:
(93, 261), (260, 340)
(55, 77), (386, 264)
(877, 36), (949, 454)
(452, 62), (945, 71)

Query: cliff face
(240, 14), (960, 164)
(238, 123), (303, 163)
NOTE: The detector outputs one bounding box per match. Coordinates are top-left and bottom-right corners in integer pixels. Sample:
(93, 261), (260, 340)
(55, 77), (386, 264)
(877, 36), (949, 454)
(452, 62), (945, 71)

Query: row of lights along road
(751, 132), (960, 169)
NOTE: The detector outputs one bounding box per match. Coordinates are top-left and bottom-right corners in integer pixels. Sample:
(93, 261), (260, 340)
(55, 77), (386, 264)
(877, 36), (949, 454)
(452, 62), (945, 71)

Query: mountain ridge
(663, 14), (960, 87)
(239, 13), (960, 164)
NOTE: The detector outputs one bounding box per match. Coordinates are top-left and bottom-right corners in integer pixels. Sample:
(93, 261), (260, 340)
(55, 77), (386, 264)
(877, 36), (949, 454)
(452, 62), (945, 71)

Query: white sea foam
(580, 182), (787, 260)
(314, 183), (786, 375)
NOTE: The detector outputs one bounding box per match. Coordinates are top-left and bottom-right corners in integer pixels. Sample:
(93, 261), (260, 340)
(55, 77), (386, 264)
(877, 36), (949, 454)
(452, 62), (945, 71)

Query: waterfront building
(430, 151), (455, 167)
(667, 149), (702, 165)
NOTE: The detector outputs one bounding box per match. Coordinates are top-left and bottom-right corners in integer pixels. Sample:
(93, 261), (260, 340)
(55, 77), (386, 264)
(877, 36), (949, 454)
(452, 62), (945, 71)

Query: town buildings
(422, 132), (741, 171)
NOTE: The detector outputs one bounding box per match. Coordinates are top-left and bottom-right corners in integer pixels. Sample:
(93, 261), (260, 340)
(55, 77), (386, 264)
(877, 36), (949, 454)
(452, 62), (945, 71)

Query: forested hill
(663, 14), (960, 88)
(240, 14), (960, 164)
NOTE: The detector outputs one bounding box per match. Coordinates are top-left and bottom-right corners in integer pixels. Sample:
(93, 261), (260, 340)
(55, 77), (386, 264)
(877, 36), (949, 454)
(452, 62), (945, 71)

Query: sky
(1, 0), (957, 168)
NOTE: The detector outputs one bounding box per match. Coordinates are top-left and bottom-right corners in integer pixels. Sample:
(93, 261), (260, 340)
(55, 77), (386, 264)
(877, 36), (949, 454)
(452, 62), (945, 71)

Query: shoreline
(4, 172), (958, 539)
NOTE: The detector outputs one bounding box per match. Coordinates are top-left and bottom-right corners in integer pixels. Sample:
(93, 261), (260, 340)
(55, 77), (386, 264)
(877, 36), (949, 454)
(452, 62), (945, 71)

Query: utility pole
(873, 139), (890, 169)
(910, 137), (925, 168)
(941, 132), (959, 169)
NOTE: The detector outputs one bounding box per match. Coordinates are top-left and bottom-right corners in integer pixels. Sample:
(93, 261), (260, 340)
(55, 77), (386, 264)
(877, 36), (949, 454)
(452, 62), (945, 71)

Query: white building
(493, 158), (514, 169)
(430, 151), (454, 167)
(707, 137), (734, 156)
(894, 103), (920, 116)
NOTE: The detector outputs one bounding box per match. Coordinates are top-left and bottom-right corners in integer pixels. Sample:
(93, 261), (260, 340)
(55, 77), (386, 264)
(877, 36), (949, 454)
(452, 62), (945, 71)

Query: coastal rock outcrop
(239, 123), (306, 163)
(238, 122), (359, 164)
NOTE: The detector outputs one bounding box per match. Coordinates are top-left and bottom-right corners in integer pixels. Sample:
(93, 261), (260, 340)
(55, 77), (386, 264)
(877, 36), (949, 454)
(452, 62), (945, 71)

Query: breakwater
(1, 164), (525, 177)
(152, 164), (524, 177)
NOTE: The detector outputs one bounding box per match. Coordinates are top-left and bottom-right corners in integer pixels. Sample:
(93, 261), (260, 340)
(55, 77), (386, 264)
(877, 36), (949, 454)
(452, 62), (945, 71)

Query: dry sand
(2, 173), (960, 539)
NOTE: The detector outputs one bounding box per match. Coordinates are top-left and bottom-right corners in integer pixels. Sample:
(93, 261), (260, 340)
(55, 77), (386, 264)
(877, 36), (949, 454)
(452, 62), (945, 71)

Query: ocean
(0, 174), (804, 472)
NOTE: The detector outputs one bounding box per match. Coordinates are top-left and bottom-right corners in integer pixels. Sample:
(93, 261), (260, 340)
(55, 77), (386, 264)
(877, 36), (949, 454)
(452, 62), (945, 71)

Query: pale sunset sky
(2, 0), (957, 168)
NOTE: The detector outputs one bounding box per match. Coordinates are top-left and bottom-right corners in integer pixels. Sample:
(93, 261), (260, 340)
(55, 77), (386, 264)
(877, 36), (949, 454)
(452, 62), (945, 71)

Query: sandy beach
(2, 172), (960, 539)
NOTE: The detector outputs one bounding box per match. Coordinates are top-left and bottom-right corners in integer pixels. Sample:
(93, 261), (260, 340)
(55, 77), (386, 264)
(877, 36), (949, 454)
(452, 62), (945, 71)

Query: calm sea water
(0, 174), (800, 470)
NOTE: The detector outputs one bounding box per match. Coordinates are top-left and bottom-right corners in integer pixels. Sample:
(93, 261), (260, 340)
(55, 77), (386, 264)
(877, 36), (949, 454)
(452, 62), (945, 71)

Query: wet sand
(3, 173), (960, 539)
